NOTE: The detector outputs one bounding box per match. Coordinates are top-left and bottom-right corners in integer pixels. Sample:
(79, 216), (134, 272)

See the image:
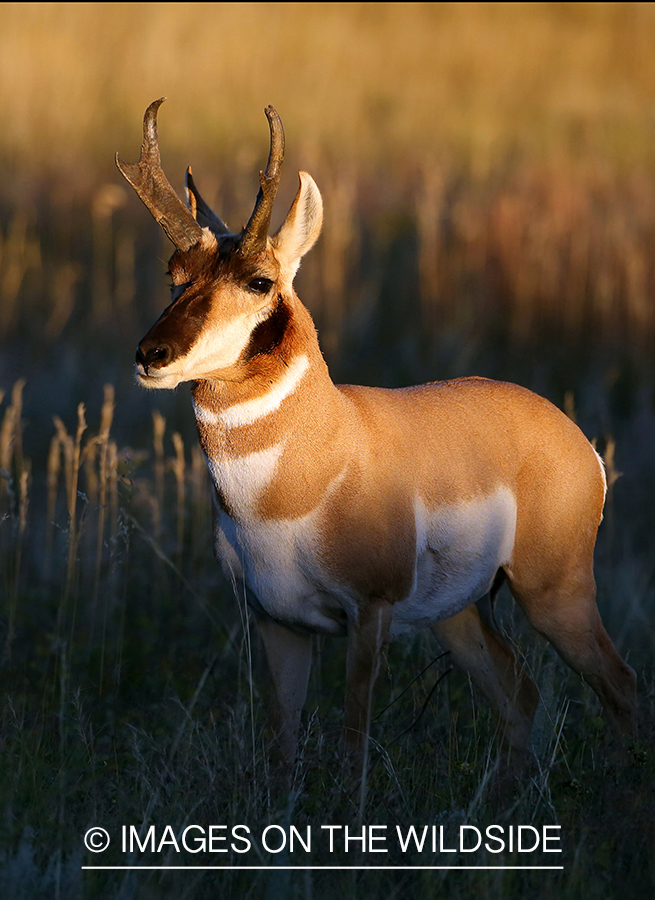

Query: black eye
(247, 277), (273, 295)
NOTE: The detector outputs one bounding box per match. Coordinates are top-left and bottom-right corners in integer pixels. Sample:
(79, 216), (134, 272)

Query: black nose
(136, 343), (172, 372)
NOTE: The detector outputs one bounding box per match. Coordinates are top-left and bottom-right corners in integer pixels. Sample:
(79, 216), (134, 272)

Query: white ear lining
(271, 172), (323, 282)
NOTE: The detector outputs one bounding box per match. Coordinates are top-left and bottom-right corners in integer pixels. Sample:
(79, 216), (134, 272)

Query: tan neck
(190, 296), (353, 521)
(191, 295), (331, 416)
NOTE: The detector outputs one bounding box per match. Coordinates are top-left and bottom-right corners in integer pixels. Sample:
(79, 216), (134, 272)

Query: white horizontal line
(82, 865), (564, 871)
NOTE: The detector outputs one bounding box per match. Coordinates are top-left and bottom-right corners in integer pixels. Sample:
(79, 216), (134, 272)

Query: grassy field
(1, 3), (654, 898)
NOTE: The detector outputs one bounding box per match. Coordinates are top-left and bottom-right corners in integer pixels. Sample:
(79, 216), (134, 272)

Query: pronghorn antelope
(117, 99), (637, 775)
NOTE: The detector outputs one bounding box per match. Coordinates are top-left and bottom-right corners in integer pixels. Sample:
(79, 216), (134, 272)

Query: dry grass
(0, 376), (652, 900)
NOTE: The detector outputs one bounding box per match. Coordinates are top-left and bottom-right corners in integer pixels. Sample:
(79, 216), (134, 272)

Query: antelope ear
(271, 172), (323, 282)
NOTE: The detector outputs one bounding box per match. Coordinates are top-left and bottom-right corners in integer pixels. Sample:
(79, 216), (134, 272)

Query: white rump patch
(592, 445), (608, 504)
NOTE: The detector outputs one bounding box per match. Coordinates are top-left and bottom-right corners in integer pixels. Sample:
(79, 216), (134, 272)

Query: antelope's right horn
(116, 98), (205, 252)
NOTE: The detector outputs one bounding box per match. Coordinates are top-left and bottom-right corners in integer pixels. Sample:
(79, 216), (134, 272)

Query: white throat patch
(195, 354), (310, 429)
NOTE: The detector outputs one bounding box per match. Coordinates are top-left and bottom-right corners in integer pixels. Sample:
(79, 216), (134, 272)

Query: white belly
(214, 485), (517, 638)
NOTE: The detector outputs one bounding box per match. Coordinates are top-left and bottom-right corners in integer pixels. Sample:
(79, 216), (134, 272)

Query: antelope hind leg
(508, 575), (637, 741)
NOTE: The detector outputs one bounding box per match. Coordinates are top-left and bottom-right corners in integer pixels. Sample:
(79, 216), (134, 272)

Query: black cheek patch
(243, 296), (291, 361)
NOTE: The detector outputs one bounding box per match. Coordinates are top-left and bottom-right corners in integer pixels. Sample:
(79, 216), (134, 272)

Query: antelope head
(116, 98), (323, 389)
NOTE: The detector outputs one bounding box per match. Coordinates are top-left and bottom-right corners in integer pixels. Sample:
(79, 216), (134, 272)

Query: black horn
(239, 106), (285, 257)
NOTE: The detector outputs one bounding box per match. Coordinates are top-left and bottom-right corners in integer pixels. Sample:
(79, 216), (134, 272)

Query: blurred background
(0, 4), (654, 897)
(2, 3), (655, 423)
(2, 0), (654, 611)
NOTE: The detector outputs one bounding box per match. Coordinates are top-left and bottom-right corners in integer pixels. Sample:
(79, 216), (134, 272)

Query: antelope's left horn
(239, 106), (285, 257)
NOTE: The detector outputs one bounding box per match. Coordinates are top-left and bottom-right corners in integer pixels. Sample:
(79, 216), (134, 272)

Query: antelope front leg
(342, 600), (393, 764)
(256, 616), (312, 785)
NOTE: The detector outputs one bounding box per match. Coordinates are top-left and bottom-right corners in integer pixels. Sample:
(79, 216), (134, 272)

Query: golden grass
(2, 2), (655, 181)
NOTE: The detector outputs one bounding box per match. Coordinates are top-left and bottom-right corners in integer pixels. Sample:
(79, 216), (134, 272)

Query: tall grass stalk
(171, 431), (186, 570)
(52, 403), (87, 640)
(1, 380), (28, 662)
(91, 384), (115, 634)
(152, 410), (166, 541)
